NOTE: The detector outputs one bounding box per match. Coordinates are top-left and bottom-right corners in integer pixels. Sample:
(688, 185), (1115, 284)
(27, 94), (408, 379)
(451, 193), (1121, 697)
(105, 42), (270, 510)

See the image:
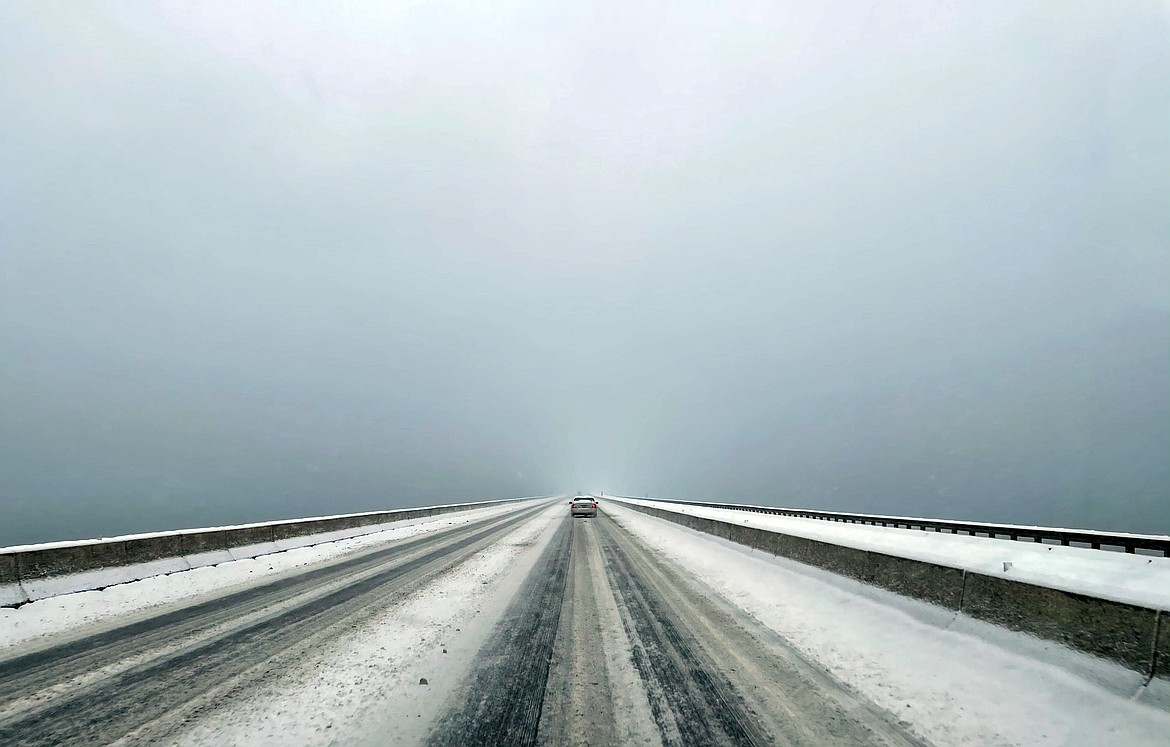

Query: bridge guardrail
(1, 496), (542, 608)
(611, 496), (1170, 557)
(610, 497), (1169, 681)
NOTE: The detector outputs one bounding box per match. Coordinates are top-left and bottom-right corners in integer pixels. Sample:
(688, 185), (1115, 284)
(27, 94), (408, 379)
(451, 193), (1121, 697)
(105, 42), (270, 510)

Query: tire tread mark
(598, 520), (767, 747)
(0, 507), (545, 747)
(425, 519), (573, 747)
(0, 506), (538, 690)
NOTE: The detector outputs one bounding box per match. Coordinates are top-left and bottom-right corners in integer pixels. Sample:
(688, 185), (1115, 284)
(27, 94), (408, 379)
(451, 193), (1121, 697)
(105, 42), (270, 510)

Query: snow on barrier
(613, 499), (1170, 682)
(0, 497), (536, 607)
(621, 496), (1170, 556)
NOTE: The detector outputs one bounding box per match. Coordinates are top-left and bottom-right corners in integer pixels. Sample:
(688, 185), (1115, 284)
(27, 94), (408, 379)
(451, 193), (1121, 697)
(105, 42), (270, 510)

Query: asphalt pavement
(0, 503), (928, 746)
(429, 510), (926, 747)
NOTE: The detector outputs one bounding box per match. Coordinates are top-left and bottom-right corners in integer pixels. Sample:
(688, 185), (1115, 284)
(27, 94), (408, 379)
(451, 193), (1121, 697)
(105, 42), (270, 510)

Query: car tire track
(0, 504), (547, 747)
(595, 513), (929, 747)
(599, 524), (769, 746)
(425, 519), (573, 747)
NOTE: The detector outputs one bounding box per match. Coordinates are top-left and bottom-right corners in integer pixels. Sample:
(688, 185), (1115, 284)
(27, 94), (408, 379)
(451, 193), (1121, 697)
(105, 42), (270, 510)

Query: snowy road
(424, 510), (918, 746)
(0, 504), (544, 745)
(1, 499), (1166, 746)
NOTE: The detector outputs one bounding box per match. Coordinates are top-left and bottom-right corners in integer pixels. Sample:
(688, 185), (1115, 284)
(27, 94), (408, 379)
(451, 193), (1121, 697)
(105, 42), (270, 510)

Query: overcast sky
(1, 0), (1167, 545)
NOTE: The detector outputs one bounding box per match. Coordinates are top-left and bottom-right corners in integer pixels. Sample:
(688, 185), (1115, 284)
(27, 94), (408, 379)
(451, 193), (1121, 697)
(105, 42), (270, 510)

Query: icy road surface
(0, 499), (1166, 746)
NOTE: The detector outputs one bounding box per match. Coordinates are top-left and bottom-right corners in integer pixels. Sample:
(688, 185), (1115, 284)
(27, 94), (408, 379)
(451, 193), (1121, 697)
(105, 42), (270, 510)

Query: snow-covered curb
(610, 497), (1169, 678)
(0, 498), (540, 608)
(606, 502), (1170, 747)
(612, 497), (1170, 610)
(0, 501), (533, 652)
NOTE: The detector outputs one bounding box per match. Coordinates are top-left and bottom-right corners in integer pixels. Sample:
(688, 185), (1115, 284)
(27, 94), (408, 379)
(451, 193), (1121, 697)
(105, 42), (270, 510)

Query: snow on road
(176, 503), (564, 747)
(0, 501), (530, 652)
(6, 497), (1164, 746)
(605, 502), (1169, 747)
(615, 498), (1170, 609)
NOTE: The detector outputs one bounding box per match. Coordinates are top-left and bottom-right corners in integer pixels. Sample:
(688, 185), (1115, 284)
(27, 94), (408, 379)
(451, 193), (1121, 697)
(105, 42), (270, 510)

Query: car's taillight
(591, 503), (597, 509)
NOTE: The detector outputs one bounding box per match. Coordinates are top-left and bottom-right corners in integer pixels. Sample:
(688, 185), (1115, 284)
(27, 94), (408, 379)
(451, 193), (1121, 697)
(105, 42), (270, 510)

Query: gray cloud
(2, 0), (1167, 544)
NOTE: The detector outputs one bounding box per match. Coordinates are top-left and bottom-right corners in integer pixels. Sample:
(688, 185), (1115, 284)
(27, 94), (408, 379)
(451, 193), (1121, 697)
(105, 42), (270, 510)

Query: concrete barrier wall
(619, 501), (1167, 680)
(179, 529), (229, 556)
(1, 498), (532, 607)
(0, 553), (20, 607)
(960, 573), (1159, 675)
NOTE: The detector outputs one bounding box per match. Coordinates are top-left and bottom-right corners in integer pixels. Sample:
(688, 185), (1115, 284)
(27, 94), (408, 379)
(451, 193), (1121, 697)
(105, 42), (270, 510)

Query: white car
(569, 496), (598, 518)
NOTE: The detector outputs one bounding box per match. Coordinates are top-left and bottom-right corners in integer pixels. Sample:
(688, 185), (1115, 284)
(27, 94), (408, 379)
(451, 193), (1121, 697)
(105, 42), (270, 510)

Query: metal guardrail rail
(610, 496), (1170, 557)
